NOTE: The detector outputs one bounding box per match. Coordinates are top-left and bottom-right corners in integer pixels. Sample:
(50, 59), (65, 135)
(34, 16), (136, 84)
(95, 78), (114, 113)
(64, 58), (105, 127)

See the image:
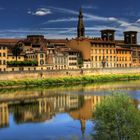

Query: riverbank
(0, 73), (140, 89)
(1, 67), (140, 81)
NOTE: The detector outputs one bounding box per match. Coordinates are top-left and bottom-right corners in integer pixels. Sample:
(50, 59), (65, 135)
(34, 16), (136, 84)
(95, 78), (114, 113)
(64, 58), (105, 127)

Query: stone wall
(0, 67), (140, 81)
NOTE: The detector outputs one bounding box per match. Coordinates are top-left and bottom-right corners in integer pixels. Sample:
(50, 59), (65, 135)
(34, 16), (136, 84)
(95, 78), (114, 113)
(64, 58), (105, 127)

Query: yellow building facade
(7, 54), (25, 62)
(116, 47), (132, 67)
(90, 41), (116, 68)
(0, 103), (9, 128)
(68, 38), (133, 68)
(0, 45), (7, 71)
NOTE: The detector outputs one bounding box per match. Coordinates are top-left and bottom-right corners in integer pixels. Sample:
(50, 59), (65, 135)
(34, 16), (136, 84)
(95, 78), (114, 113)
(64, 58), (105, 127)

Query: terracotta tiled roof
(0, 39), (23, 44)
(73, 37), (116, 44)
(47, 39), (68, 43)
(116, 46), (132, 51)
(61, 48), (80, 53)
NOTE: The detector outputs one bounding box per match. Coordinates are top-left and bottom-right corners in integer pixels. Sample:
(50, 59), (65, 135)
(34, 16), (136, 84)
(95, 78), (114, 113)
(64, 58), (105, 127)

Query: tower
(101, 29), (115, 41)
(80, 119), (86, 138)
(124, 31), (137, 44)
(77, 7), (85, 38)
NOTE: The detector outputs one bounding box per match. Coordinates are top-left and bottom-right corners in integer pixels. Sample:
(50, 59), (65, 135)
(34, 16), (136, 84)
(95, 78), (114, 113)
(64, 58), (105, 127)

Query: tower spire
(80, 119), (86, 138)
(77, 7), (85, 38)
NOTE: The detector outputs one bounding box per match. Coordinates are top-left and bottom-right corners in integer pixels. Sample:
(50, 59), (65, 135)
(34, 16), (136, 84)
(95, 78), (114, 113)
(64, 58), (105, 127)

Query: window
(40, 59), (44, 65)
(106, 49), (108, 54)
(3, 53), (5, 57)
(3, 60), (6, 65)
(106, 56), (108, 60)
(40, 53), (44, 58)
(95, 56), (97, 61)
(99, 56), (101, 61)
(69, 62), (77, 66)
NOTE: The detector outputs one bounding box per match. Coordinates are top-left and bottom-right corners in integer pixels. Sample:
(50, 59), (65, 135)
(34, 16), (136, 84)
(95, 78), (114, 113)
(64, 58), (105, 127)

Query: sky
(0, 0), (140, 41)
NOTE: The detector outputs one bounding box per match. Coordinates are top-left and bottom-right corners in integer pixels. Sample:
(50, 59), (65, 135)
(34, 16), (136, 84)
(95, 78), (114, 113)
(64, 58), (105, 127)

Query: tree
(78, 57), (83, 68)
(12, 42), (23, 61)
(93, 93), (140, 140)
(7, 60), (38, 67)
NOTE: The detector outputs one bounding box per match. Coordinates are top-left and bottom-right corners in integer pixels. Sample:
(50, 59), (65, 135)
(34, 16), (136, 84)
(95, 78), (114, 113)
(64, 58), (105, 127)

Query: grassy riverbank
(1, 73), (140, 88)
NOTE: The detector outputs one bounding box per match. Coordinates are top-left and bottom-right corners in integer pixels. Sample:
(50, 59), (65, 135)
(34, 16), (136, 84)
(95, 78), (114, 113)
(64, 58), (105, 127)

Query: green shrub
(7, 60), (38, 67)
(1, 74), (140, 88)
(93, 93), (140, 140)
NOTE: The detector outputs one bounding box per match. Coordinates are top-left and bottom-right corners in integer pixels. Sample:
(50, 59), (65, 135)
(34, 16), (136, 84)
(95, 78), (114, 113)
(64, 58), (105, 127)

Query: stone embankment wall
(0, 67), (140, 81)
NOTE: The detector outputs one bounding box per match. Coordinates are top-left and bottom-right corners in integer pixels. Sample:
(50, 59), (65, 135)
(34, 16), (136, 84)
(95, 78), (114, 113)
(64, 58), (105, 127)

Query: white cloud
(47, 17), (77, 23)
(108, 17), (118, 21)
(136, 19), (140, 23)
(124, 25), (140, 32)
(2, 6), (140, 43)
(46, 14), (129, 27)
(28, 8), (52, 16)
(1, 27), (140, 43)
(43, 6), (132, 28)
(49, 6), (78, 15)
(82, 5), (98, 9)
(27, 11), (32, 14)
(118, 20), (131, 27)
(0, 7), (4, 10)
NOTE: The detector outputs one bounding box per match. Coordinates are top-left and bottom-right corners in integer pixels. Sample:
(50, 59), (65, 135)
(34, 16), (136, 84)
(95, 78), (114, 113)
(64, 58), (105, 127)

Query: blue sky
(0, 0), (140, 40)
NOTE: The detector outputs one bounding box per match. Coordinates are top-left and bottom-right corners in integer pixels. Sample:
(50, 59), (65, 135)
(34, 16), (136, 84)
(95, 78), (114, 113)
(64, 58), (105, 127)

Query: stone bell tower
(101, 29), (115, 41)
(77, 7), (85, 38)
(124, 31), (137, 44)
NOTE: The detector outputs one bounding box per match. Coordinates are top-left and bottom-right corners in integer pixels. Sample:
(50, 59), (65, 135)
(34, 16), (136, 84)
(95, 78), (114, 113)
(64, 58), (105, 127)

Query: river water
(0, 80), (140, 140)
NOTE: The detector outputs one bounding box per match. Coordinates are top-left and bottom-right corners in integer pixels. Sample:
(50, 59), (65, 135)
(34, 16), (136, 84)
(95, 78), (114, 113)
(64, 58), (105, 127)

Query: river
(0, 80), (140, 140)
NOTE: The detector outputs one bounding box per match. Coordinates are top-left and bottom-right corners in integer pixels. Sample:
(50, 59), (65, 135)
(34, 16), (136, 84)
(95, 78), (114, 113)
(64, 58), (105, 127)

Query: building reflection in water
(1, 92), (138, 137)
(69, 95), (103, 136)
(0, 103), (9, 128)
(0, 93), (104, 136)
(11, 94), (82, 124)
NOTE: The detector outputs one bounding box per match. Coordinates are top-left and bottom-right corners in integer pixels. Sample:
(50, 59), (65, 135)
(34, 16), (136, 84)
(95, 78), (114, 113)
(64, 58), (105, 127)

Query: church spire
(77, 7), (85, 38)
(80, 119), (86, 138)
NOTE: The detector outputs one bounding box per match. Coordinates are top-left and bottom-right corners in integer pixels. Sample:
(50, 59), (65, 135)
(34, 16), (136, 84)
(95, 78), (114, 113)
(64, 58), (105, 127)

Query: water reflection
(0, 103), (9, 128)
(0, 92), (104, 137)
(0, 80), (140, 140)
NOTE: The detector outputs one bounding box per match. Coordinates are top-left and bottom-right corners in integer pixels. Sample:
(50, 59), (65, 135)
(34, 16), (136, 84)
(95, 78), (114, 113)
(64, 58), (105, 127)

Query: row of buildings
(0, 8), (140, 72)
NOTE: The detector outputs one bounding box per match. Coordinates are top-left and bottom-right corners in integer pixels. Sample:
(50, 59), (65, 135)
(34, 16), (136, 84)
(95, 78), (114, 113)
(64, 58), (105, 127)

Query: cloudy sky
(0, 0), (140, 40)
